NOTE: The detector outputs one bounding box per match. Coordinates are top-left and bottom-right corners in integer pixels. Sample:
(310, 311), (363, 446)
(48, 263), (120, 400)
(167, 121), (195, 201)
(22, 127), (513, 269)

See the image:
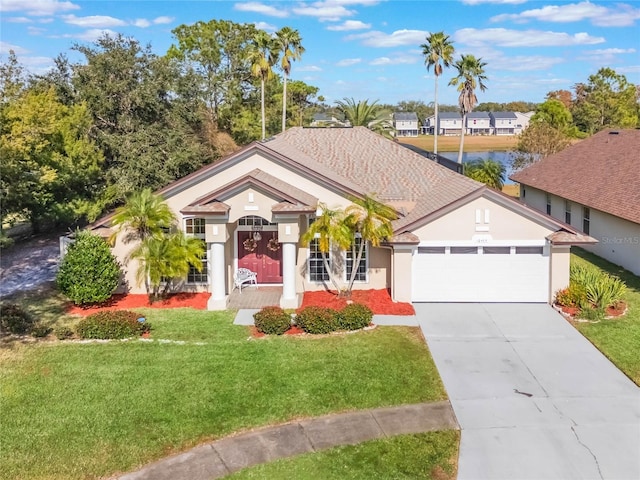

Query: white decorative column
(208, 241), (227, 310)
(280, 241), (297, 308)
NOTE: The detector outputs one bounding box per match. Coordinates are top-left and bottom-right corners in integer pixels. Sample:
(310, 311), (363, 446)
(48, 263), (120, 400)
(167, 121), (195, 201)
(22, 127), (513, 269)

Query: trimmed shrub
(555, 283), (588, 308)
(336, 303), (373, 331)
(254, 306), (291, 335)
(54, 326), (74, 340)
(57, 230), (121, 305)
(31, 324), (52, 338)
(0, 303), (34, 336)
(295, 306), (339, 334)
(76, 310), (149, 339)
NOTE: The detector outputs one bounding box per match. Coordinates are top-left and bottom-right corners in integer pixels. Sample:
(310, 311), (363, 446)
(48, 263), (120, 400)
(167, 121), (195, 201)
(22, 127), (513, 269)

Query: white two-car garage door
(412, 245), (549, 302)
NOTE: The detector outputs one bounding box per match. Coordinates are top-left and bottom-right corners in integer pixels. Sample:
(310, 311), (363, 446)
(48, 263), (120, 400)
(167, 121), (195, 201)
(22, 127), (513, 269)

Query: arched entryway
(236, 216), (282, 284)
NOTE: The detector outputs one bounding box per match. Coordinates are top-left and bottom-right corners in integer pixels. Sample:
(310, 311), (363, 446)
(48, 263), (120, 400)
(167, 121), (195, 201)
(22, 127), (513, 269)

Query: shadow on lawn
(573, 247), (640, 292)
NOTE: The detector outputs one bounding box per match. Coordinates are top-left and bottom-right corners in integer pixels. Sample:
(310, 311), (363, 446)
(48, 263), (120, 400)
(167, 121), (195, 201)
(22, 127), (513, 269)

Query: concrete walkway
(416, 303), (640, 480)
(118, 401), (457, 480)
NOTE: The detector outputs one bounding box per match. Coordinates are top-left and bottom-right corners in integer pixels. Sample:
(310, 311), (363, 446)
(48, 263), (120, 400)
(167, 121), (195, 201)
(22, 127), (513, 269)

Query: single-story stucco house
(92, 127), (595, 310)
(511, 129), (640, 276)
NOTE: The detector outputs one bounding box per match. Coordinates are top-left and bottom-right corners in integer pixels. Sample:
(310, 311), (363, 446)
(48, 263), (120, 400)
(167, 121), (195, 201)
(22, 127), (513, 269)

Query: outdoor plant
(54, 326), (74, 340)
(76, 310), (150, 339)
(555, 283), (588, 308)
(336, 303), (373, 331)
(31, 324), (52, 338)
(253, 306), (291, 335)
(295, 306), (339, 334)
(0, 303), (35, 335)
(570, 263), (626, 310)
(57, 230), (121, 305)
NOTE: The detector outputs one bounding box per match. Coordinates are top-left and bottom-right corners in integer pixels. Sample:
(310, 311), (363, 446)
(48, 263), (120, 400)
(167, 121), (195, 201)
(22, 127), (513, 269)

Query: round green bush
(57, 230), (121, 305)
(76, 310), (149, 339)
(0, 303), (34, 336)
(295, 306), (338, 334)
(254, 306), (291, 335)
(336, 303), (373, 331)
(31, 324), (52, 338)
(54, 326), (74, 340)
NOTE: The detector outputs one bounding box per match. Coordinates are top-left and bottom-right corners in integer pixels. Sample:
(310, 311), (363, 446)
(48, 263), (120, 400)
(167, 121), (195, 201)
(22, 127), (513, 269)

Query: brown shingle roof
(264, 127), (483, 231)
(510, 129), (640, 225)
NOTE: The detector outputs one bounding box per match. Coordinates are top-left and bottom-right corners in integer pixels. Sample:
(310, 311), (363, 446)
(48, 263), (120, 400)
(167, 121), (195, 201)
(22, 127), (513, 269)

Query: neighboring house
(466, 112), (492, 135)
(514, 111), (534, 134)
(436, 112), (463, 136)
(511, 129), (640, 276)
(393, 112), (419, 137)
(310, 113), (348, 127)
(421, 115), (435, 135)
(490, 112), (517, 135)
(93, 127), (593, 309)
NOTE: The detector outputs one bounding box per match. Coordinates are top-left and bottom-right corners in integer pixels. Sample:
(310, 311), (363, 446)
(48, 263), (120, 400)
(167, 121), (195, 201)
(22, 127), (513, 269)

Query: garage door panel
(412, 249), (548, 302)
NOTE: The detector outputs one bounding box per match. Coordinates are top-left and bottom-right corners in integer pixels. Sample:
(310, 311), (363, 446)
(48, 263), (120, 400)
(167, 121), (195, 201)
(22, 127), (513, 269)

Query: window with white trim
(185, 218), (205, 237)
(187, 239), (208, 283)
(565, 200), (572, 224)
(309, 238), (330, 282)
(346, 236), (367, 282)
(546, 194), (551, 215)
(583, 207), (590, 235)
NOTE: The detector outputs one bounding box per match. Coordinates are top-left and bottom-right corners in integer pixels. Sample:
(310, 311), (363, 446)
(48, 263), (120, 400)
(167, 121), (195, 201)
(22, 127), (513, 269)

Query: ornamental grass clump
(76, 310), (150, 339)
(295, 306), (339, 334)
(253, 306), (291, 335)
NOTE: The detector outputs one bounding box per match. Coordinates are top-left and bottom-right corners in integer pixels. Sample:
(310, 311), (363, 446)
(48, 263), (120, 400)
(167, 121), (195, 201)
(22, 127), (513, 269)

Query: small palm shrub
(570, 263), (626, 309)
(295, 306), (339, 334)
(57, 230), (121, 305)
(336, 303), (373, 331)
(0, 303), (35, 336)
(254, 306), (291, 335)
(76, 311), (149, 339)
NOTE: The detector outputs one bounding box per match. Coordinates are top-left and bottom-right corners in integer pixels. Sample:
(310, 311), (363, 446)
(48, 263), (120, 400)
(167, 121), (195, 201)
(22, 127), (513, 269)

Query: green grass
(0, 308), (446, 479)
(571, 248), (640, 385)
(228, 431), (459, 480)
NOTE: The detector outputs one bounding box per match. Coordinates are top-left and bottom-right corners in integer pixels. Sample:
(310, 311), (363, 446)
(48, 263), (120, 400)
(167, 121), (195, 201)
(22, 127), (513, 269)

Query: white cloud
(370, 54), (418, 65)
(455, 28), (605, 47)
(581, 47), (637, 63)
(0, 0), (79, 16)
(326, 20), (371, 31)
(153, 16), (174, 25)
(491, 2), (640, 27)
(616, 65), (640, 74)
(27, 26), (47, 35)
(463, 0), (527, 4)
(61, 14), (127, 28)
(0, 41), (29, 55)
(586, 48), (636, 55)
(490, 55), (565, 71)
(293, 4), (355, 21)
(59, 28), (118, 42)
(336, 58), (362, 66)
(234, 2), (289, 18)
(133, 19), (151, 28)
(254, 21), (277, 32)
(5, 16), (33, 23)
(346, 29), (428, 47)
(298, 65), (323, 72)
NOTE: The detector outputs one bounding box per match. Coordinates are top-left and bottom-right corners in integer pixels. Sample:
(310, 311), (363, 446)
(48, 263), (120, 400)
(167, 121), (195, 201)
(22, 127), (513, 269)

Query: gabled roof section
(394, 112), (418, 121)
(180, 202), (230, 216)
(490, 111), (517, 119)
(188, 169), (318, 208)
(510, 129), (640, 225)
(467, 111), (490, 119)
(438, 112), (462, 119)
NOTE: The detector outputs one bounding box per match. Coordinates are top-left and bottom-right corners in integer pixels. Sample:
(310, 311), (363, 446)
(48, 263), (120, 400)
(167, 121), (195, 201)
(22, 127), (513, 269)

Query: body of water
(439, 151), (515, 184)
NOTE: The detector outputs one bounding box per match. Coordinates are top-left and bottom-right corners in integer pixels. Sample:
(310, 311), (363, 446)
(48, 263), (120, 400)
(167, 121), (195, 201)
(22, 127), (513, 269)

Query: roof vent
(609, 131), (619, 135)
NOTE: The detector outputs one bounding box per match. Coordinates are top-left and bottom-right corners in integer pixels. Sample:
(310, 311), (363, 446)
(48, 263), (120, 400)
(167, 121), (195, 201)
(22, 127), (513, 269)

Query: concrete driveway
(416, 303), (640, 480)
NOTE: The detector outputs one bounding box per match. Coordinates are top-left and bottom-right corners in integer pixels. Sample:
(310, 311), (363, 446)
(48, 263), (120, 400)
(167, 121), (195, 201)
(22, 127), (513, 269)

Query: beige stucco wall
(523, 186), (640, 276)
(412, 196), (555, 242)
(550, 245), (571, 300)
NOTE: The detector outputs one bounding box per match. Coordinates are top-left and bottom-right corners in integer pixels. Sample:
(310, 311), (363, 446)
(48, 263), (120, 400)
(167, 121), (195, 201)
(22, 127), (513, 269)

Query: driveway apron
(416, 303), (640, 480)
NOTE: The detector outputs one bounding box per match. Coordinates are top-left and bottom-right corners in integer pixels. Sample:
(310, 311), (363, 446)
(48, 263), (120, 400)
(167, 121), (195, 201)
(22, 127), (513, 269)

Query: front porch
(227, 286), (301, 310)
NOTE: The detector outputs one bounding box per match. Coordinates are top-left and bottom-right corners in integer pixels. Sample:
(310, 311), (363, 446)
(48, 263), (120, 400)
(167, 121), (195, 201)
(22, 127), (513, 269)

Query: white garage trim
(412, 243), (550, 303)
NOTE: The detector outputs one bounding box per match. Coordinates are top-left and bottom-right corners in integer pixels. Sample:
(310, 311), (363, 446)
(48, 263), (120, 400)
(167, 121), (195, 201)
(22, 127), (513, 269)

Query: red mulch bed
(299, 289), (415, 315)
(67, 293), (211, 316)
(251, 325), (305, 338)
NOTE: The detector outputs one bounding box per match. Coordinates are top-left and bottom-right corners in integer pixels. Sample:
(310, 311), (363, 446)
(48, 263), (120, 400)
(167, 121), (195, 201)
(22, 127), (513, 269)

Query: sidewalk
(119, 401), (457, 480)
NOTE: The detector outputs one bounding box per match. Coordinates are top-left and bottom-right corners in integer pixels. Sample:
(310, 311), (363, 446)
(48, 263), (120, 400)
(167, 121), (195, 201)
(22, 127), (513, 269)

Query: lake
(439, 151), (516, 184)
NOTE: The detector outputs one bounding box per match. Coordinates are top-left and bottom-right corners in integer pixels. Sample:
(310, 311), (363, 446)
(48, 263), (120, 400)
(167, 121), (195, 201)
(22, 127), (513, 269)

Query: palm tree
(274, 27), (305, 133)
(464, 158), (506, 190)
(449, 54), (488, 164)
(344, 195), (397, 292)
(300, 203), (352, 293)
(335, 98), (394, 138)
(248, 30), (278, 140)
(109, 188), (175, 245)
(421, 32), (454, 155)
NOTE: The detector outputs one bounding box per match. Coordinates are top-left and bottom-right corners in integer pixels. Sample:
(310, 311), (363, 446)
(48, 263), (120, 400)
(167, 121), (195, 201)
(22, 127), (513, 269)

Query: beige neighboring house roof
(510, 129), (640, 225)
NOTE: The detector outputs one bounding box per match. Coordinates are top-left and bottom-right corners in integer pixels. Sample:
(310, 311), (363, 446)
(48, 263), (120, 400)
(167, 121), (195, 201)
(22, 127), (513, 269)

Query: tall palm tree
(247, 30), (278, 140)
(344, 195), (397, 292)
(300, 203), (352, 293)
(274, 27), (305, 133)
(464, 158), (506, 190)
(335, 98), (394, 139)
(421, 32), (454, 155)
(109, 188), (175, 245)
(449, 54), (488, 164)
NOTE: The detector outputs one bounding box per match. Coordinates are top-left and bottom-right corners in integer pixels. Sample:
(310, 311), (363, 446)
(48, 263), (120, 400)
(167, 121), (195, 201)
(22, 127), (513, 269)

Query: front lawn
(571, 248), (640, 385)
(0, 308), (446, 479)
(228, 431), (459, 480)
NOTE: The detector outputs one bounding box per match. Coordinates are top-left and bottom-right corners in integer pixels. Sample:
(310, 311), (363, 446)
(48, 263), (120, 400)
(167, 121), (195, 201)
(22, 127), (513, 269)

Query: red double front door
(237, 231), (283, 284)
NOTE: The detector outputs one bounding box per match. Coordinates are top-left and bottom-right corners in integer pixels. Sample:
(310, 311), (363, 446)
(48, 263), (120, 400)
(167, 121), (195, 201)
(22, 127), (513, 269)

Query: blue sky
(1, 0), (639, 106)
